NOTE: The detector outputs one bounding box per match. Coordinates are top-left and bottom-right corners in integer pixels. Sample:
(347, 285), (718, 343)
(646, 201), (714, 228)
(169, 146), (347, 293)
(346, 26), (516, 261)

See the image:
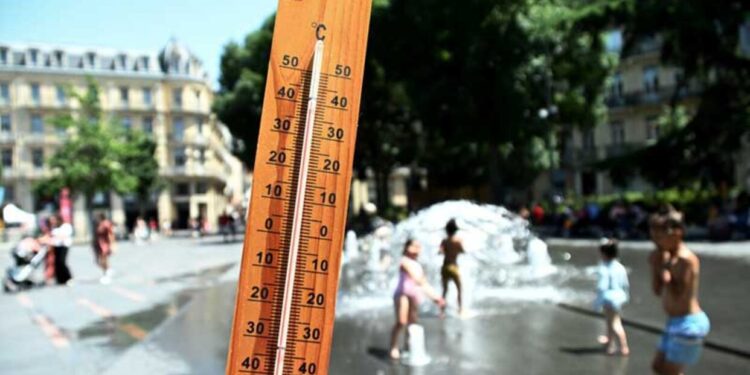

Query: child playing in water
(439, 218), (465, 318)
(649, 205), (710, 375)
(594, 238), (630, 356)
(390, 239), (445, 359)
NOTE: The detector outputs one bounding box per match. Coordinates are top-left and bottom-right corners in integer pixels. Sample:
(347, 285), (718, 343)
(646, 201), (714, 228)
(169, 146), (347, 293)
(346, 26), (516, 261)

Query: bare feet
(619, 347), (630, 356)
(605, 345), (617, 355)
(597, 335), (609, 345)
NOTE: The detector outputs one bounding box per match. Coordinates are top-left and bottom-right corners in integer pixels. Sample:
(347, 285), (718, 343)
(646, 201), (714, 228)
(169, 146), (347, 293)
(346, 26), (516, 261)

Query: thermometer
(225, 1), (372, 374)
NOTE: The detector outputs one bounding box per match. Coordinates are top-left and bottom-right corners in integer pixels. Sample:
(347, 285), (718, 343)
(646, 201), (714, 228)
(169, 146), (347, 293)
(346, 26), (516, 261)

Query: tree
(377, 0), (612, 201)
(597, 0), (750, 189)
(37, 78), (159, 237)
(119, 129), (162, 217)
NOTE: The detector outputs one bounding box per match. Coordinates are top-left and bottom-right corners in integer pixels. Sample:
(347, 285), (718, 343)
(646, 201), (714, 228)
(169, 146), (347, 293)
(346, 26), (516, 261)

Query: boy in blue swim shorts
(648, 205), (710, 374)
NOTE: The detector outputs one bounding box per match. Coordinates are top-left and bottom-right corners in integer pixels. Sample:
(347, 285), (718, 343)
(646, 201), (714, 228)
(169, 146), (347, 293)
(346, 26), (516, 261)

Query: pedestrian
(389, 239), (445, 359)
(94, 213), (115, 284)
(439, 218), (465, 318)
(594, 238), (630, 356)
(133, 217), (149, 244)
(649, 205), (710, 375)
(45, 214), (73, 285)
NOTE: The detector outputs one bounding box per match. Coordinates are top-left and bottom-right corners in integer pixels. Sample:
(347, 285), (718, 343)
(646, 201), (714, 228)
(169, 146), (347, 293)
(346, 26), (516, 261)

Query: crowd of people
(518, 191), (750, 242)
(390, 204), (711, 374)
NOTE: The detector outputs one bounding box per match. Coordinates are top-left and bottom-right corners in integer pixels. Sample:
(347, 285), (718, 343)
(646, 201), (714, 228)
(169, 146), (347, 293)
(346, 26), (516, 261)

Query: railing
(605, 84), (702, 108)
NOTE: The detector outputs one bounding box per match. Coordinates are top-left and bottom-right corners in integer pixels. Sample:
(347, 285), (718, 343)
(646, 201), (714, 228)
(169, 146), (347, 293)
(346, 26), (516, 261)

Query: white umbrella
(2, 203), (37, 228)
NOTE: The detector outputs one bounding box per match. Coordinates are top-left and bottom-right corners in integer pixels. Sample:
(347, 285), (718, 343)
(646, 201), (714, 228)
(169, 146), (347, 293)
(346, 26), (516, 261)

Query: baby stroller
(3, 237), (48, 293)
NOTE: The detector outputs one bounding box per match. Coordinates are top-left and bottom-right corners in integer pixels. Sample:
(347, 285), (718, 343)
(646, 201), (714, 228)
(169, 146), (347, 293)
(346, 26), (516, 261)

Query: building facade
(0, 40), (246, 236)
(560, 32), (750, 197)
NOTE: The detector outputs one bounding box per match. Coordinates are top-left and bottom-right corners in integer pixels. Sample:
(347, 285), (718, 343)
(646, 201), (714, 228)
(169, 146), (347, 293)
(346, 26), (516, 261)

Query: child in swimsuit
(439, 218), (465, 317)
(390, 239), (445, 359)
(594, 238), (630, 355)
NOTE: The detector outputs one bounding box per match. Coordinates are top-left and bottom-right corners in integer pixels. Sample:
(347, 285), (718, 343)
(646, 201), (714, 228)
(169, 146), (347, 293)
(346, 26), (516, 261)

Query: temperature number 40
(299, 362), (318, 374)
(241, 357), (261, 370)
(277, 86), (296, 99)
(330, 96), (348, 108)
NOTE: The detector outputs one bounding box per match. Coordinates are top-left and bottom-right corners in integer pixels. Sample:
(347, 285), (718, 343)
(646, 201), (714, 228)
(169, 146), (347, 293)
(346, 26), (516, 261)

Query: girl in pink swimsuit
(389, 239), (445, 359)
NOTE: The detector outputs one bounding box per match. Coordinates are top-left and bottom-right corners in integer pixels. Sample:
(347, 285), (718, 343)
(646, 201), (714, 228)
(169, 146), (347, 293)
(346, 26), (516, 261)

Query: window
(175, 183), (189, 196)
(31, 83), (40, 104)
(582, 129), (595, 150)
(142, 116), (153, 134)
(610, 122), (625, 145)
(196, 117), (204, 134)
(87, 52), (96, 67)
(29, 49), (38, 66)
(173, 118), (184, 140)
(120, 86), (129, 107)
(142, 87), (152, 106)
(605, 30), (623, 53)
(122, 117), (132, 131)
(646, 116), (660, 141)
(741, 20), (750, 56)
(32, 148), (43, 168)
(195, 182), (207, 194)
(197, 149), (206, 165)
(140, 56), (150, 71)
(3, 184), (14, 203)
(1, 149), (12, 168)
(56, 85), (66, 105)
(0, 48), (7, 64)
(31, 115), (43, 134)
(1, 115), (10, 133)
(0, 83), (9, 104)
(609, 72), (623, 98)
(172, 88), (182, 108)
(643, 66), (659, 94)
(174, 147), (186, 167)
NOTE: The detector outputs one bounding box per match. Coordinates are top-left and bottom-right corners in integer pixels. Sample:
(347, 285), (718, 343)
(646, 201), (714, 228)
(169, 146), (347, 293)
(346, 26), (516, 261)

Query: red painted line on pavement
(16, 293), (33, 308)
(110, 286), (146, 303)
(77, 298), (113, 318)
(32, 314), (70, 349)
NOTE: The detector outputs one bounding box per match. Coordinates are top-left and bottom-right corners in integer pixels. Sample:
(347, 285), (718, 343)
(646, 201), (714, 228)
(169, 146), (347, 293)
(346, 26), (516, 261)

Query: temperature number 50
(335, 64), (351, 77)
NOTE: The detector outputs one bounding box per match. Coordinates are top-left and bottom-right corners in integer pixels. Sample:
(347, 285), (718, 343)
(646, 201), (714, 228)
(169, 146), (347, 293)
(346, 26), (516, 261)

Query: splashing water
(337, 201), (587, 317)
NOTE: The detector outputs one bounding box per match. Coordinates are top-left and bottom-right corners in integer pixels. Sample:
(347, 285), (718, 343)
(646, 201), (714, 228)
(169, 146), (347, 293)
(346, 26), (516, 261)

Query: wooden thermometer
(226, 1), (372, 374)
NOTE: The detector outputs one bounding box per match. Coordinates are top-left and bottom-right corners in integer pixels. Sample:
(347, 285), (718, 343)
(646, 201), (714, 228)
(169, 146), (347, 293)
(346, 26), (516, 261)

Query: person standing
(47, 214), (73, 285)
(439, 219), (465, 317)
(649, 205), (710, 375)
(594, 238), (630, 356)
(389, 239), (445, 359)
(94, 213), (115, 284)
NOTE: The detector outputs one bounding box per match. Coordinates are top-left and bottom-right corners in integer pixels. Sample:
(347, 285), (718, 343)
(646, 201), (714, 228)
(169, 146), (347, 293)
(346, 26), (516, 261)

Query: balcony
(605, 143), (640, 158)
(605, 84), (701, 109)
(574, 147), (599, 165)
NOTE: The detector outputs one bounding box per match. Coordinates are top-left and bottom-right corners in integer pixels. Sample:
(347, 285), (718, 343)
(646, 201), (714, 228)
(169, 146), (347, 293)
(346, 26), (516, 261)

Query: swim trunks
(441, 264), (461, 284)
(658, 311), (711, 366)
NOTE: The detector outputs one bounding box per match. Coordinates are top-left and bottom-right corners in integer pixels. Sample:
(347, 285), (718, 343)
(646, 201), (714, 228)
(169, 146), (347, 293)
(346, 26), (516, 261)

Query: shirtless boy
(439, 219), (465, 317)
(649, 205), (710, 375)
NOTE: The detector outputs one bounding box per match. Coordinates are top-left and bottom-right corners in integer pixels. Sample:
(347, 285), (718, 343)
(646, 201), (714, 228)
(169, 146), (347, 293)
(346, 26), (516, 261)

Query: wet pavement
(1, 237), (749, 374)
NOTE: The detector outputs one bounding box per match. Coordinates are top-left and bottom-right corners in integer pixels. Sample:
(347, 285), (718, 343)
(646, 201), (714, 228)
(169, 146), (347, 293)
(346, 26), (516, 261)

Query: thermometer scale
(226, 1), (372, 374)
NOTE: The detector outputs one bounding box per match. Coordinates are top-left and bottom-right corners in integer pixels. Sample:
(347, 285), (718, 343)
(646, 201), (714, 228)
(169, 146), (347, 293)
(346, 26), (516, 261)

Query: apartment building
(0, 40), (246, 235)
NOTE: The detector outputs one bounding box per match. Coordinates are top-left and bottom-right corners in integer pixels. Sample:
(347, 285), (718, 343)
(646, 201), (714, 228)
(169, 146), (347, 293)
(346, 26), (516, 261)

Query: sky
(0, 0), (277, 88)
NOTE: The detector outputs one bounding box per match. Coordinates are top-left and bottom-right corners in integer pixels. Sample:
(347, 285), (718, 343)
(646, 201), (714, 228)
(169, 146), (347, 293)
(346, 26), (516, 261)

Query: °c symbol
(316, 23), (327, 41)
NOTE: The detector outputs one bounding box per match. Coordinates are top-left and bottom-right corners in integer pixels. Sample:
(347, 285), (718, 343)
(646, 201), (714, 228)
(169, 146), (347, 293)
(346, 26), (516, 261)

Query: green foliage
(215, 1), (613, 204)
(597, 0), (750, 188)
(36, 78), (160, 211)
